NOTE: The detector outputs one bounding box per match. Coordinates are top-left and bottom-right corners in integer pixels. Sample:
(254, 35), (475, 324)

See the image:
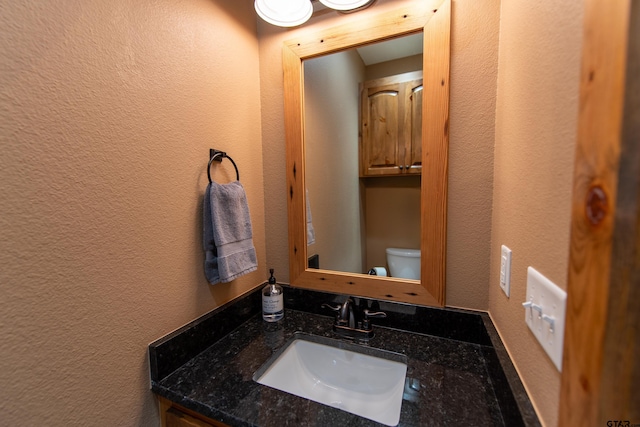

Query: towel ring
(208, 149), (239, 183)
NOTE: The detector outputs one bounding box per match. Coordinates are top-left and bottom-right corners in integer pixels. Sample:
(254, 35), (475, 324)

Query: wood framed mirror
(283, 0), (450, 307)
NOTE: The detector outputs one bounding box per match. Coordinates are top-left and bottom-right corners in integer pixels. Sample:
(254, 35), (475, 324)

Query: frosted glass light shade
(254, 0), (313, 27)
(318, 0), (373, 11)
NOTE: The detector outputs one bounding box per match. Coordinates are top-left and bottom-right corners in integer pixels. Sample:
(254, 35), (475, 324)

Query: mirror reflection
(303, 33), (424, 280)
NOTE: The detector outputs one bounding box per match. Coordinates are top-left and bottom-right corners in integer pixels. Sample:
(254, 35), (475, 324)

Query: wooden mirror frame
(283, 0), (450, 307)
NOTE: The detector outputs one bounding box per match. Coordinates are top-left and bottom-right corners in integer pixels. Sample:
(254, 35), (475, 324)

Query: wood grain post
(559, 0), (639, 425)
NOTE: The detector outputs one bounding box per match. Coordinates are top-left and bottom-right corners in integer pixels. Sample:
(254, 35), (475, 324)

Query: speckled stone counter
(149, 286), (540, 427)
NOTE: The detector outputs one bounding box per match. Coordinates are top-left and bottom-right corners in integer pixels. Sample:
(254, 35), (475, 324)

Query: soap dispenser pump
(262, 269), (284, 322)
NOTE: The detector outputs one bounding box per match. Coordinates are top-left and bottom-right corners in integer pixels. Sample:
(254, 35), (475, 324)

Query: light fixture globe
(318, 0), (373, 11)
(254, 0), (313, 27)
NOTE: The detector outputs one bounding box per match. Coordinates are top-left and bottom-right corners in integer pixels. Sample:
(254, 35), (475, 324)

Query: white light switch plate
(500, 245), (512, 297)
(524, 267), (567, 371)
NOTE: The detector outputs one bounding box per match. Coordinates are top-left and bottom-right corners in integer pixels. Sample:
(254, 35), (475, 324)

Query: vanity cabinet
(159, 397), (228, 427)
(360, 71), (423, 177)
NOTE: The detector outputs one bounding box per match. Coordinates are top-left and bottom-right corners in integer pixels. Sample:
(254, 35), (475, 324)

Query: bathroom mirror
(304, 33), (423, 276)
(284, 0), (450, 307)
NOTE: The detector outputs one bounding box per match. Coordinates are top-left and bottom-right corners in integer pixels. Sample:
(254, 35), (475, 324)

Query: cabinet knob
(399, 165), (404, 170)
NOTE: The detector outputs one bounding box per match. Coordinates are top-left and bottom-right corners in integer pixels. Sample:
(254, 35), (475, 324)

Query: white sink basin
(253, 333), (407, 426)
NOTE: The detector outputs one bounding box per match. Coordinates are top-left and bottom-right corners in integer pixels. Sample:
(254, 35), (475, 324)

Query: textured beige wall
(259, 0), (499, 311)
(0, 1), (266, 425)
(365, 177), (421, 269)
(365, 53), (423, 80)
(489, 1), (584, 426)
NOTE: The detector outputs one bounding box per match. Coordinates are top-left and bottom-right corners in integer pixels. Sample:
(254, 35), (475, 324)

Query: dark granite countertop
(149, 286), (540, 427)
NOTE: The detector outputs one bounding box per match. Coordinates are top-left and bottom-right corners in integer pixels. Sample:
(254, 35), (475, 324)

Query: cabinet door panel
(166, 407), (216, 427)
(361, 84), (403, 176)
(407, 81), (423, 174)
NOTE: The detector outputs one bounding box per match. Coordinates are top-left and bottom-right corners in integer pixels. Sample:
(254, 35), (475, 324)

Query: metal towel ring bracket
(208, 148), (239, 183)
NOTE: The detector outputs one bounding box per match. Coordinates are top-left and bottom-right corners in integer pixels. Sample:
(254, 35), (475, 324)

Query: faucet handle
(363, 309), (386, 319)
(362, 309), (386, 330)
(321, 303), (341, 314)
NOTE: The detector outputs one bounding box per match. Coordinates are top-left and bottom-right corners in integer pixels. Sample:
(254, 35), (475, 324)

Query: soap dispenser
(262, 269), (284, 322)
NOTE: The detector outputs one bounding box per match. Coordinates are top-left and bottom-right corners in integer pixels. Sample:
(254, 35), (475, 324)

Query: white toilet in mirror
(385, 248), (421, 280)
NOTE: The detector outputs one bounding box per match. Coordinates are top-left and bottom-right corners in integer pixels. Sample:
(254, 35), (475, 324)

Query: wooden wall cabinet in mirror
(284, 0), (450, 307)
(361, 71), (423, 177)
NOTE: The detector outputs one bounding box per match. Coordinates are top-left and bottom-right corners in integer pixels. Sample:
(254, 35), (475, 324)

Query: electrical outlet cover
(524, 267), (567, 371)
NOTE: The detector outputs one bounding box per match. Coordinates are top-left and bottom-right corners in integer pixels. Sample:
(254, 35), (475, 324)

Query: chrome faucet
(322, 297), (386, 340)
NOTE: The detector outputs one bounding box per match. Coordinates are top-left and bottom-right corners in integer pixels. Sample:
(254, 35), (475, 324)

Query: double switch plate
(523, 267), (567, 371)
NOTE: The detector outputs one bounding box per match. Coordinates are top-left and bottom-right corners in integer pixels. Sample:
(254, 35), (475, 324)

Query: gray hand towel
(203, 181), (257, 284)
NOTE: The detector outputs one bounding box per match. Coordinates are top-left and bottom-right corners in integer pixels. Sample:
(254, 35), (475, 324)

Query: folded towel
(203, 181), (257, 284)
(306, 189), (315, 245)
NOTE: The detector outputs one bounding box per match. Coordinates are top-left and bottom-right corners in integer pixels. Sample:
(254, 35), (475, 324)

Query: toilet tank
(385, 248), (421, 280)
